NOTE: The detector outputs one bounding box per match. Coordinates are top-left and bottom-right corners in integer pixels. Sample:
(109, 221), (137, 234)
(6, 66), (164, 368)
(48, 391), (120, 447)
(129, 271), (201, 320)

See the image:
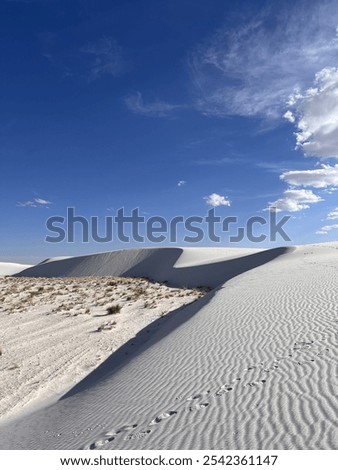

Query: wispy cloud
(81, 37), (124, 82)
(280, 164), (338, 188)
(34, 198), (50, 205)
(125, 92), (184, 117)
(327, 207), (338, 220)
(41, 36), (124, 82)
(189, 2), (338, 119)
(204, 193), (231, 207)
(256, 161), (306, 173)
(17, 197), (51, 208)
(194, 157), (245, 166)
(267, 189), (323, 212)
(177, 180), (186, 187)
(316, 224), (338, 234)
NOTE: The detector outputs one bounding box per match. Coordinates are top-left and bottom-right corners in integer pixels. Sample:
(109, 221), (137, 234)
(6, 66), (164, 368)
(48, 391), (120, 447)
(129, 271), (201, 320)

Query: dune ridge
(16, 246), (286, 288)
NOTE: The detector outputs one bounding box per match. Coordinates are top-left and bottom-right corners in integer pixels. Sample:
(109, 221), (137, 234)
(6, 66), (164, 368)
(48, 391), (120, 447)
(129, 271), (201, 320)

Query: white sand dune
(0, 262), (32, 276)
(17, 247), (273, 288)
(1, 244), (338, 449)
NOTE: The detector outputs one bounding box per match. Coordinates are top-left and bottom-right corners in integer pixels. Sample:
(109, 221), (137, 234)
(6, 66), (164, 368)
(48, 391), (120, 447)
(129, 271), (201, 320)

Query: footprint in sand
(188, 402), (209, 411)
(83, 424), (138, 449)
(84, 335), (330, 450)
(85, 434), (116, 450)
(185, 391), (211, 410)
(186, 391), (210, 401)
(124, 430), (151, 440)
(149, 411), (177, 426)
(293, 341), (313, 351)
(215, 384), (233, 396)
(246, 379), (267, 387)
(290, 341), (326, 365)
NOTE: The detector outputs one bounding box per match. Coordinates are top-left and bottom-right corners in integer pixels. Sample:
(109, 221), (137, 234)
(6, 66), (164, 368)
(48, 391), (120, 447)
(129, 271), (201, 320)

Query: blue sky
(2, 0), (338, 263)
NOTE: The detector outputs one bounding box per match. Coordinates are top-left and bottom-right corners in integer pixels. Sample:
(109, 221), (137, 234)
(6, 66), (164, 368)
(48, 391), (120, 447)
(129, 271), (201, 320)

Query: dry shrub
(106, 304), (122, 315)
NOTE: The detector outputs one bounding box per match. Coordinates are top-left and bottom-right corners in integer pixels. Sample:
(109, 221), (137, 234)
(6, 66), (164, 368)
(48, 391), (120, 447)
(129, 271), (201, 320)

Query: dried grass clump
(106, 304), (122, 315)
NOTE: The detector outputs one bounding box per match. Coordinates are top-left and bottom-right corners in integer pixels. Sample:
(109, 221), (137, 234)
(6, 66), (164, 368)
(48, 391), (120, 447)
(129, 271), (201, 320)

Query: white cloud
(17, 197), (51, 208)
(316, 224), (338, 234)
(81, 37), (124, 81)
(34, 197), (51, 205)
(189, 2), (338, 118)
(327, 207), (338, 219)
(125, 92), (184, 117)
(267, 189), (323, 212)
(283, 110), (295, 123)
(177, 180), (186, 187)
(286, 67), (338, 158)
(16, 201), (38, 208)
(324, 187), (338, 194)
(273, 68), (338, 214)
(204, 193), (231, 207)
(280, 164), (338, 188)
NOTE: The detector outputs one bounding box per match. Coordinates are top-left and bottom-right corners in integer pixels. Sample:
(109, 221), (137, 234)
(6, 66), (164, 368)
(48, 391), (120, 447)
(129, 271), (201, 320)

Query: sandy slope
(17, 247), (276, 288)
(0, 276), (205, 422)
(0, 244), (337, 449)
(0, 263), (32, 276)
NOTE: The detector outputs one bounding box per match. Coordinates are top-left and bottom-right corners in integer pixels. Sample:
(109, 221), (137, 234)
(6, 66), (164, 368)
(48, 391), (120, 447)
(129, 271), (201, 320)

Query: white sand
(0, 244), (337, 449)
(0, 263), (32, 276)
(0, 276), (205, 422)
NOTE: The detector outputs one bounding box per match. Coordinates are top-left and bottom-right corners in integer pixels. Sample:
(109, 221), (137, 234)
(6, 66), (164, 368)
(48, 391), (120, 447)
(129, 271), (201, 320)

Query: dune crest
(16, 246), (290, 288)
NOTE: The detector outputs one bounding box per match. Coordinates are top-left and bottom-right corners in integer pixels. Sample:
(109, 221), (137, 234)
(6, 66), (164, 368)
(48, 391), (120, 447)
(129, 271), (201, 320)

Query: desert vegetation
(0, 275), (208, 421)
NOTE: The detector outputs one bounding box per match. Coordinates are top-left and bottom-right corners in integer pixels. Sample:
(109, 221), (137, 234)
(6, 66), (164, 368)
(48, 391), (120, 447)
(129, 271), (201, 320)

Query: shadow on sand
(62, 246), (293, 399)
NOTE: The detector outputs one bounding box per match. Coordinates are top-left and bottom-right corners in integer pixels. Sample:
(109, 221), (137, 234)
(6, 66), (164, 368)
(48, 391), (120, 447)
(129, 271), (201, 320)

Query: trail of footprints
(83, 338), (331, 449)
